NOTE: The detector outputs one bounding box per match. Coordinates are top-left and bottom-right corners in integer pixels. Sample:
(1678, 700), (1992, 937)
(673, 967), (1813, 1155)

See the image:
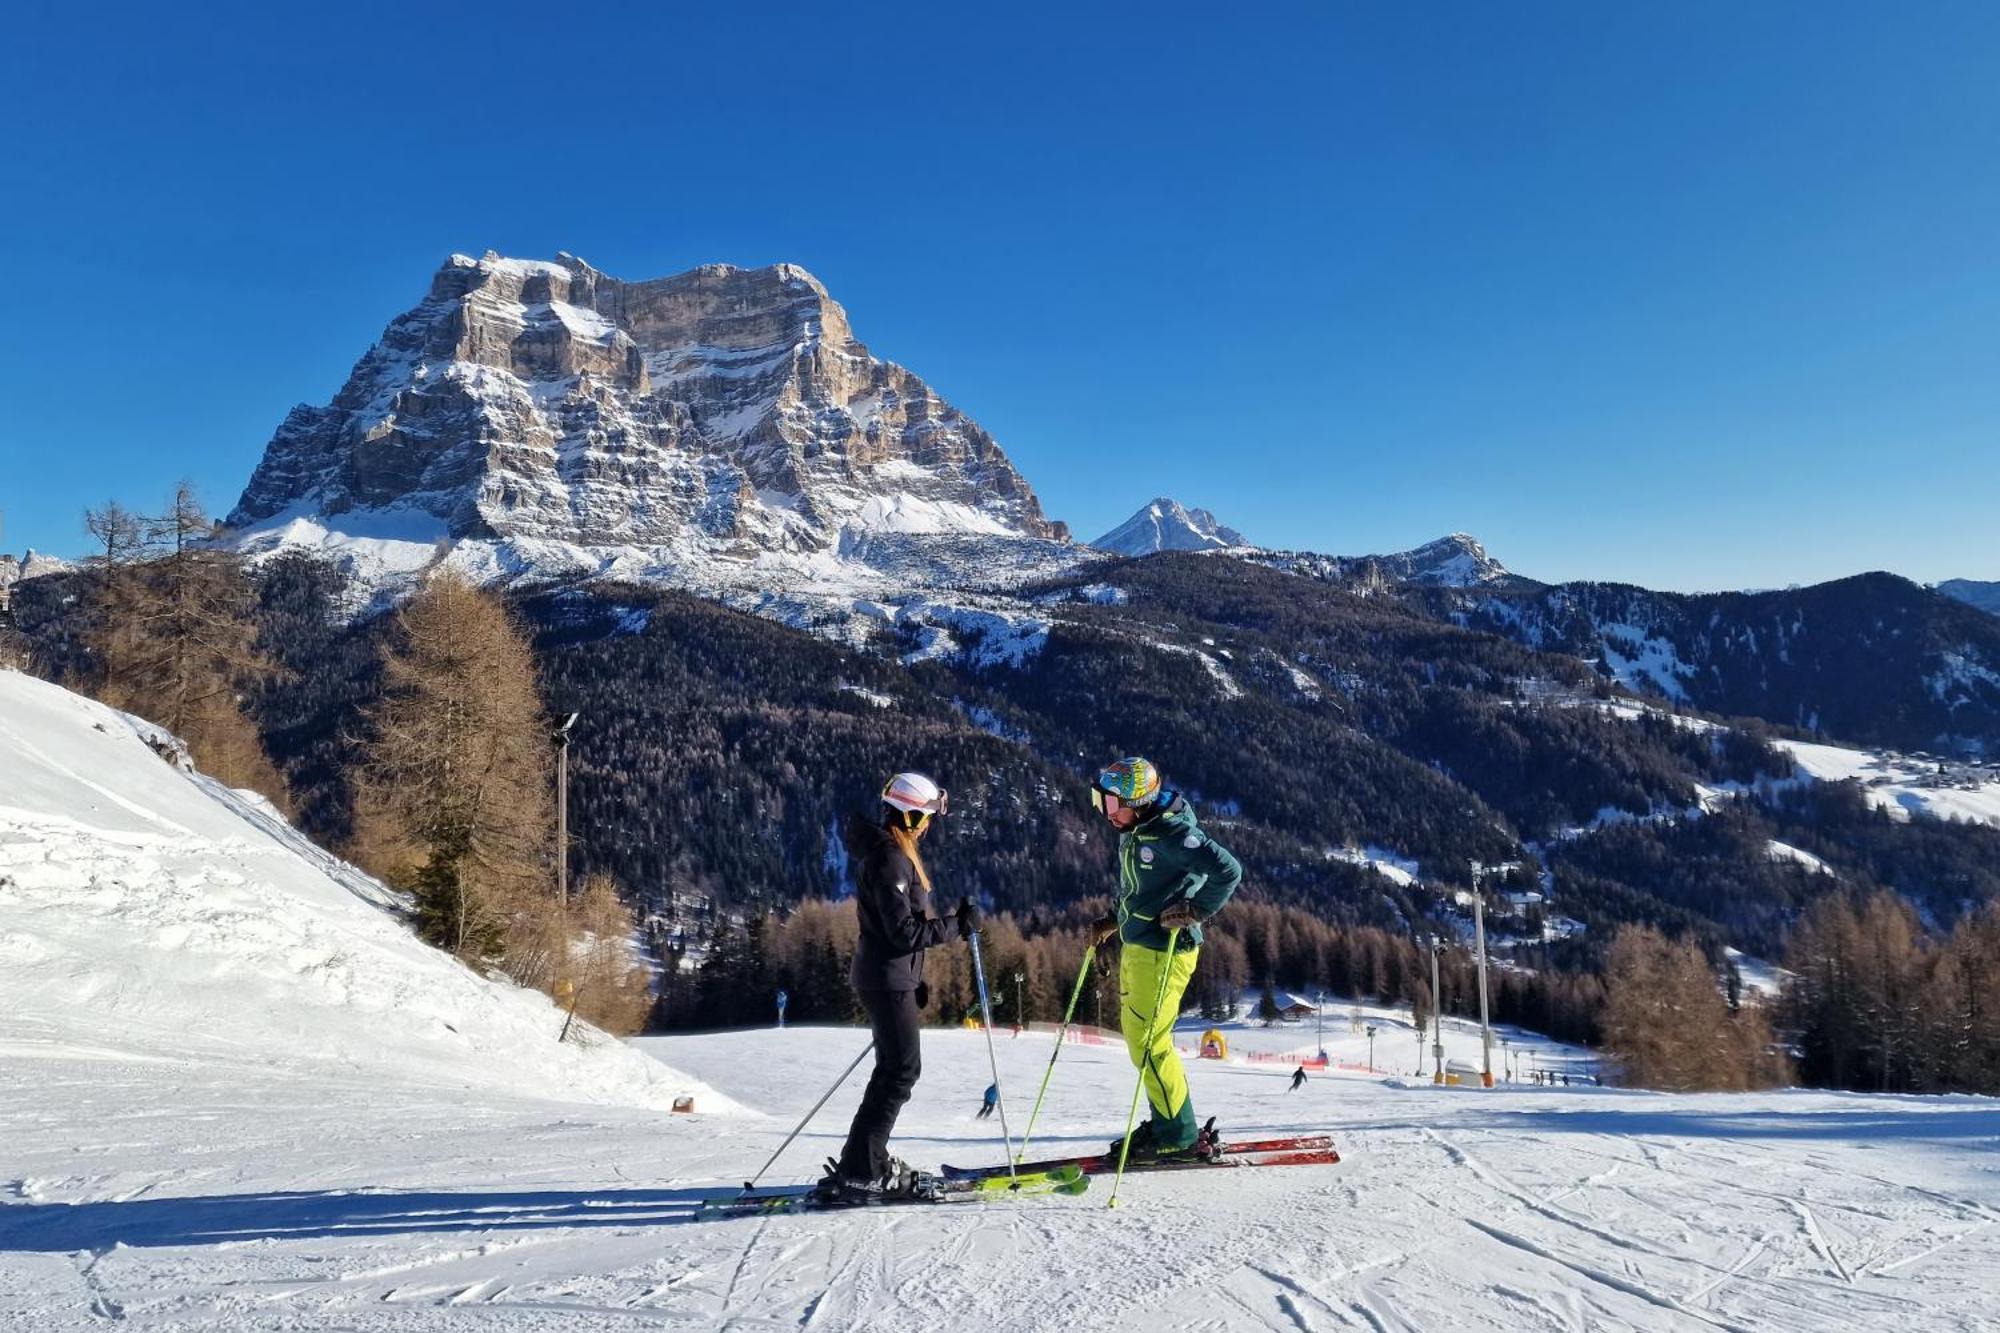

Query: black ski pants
(838, 987), (922, 1179)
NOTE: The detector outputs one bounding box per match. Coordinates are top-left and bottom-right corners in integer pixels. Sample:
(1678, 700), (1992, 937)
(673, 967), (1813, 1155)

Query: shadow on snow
(0, 1185), (760, 1252)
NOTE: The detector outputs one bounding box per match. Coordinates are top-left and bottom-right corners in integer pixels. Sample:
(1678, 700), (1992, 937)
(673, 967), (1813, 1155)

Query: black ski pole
(741, 1040), (874, 1194)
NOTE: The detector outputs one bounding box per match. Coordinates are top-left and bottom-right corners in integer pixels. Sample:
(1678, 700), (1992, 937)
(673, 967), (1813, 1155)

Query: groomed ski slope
(4, 1020), (1996, 1330)
(1, 667), (1996, 1330)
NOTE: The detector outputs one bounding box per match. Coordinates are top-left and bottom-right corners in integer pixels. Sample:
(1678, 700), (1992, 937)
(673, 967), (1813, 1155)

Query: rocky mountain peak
(1092, 498), (1247, 555)
(1398, 532), (1509, 586)
(228, 252), (1066, 564)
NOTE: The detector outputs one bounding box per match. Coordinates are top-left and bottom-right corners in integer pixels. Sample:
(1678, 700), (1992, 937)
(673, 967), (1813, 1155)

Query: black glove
(1089, 914), (1119, 946)
(915, 981), (932, 1009)
(956, 897), (983, 936)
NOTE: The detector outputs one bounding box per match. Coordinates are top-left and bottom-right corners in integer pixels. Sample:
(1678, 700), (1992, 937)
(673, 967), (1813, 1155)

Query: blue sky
(1, 3), (1994, 590)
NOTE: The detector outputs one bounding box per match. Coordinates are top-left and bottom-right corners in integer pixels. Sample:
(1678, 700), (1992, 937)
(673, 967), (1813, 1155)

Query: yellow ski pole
(1109, 927), (1182, 1209)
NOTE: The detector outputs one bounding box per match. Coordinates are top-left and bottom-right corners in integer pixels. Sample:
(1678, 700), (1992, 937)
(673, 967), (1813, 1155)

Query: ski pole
(741, 1040), (873, 1194)
(967, 929), (1018, 1185)
(1109, 926), (1182, 1209)
(1015, 942), (1096, 1163)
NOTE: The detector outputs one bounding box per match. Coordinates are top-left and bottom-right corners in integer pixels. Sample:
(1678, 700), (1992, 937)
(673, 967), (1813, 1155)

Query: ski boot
(882, 1155), (946, 1201)
(1107, 1121), (1160, 1163)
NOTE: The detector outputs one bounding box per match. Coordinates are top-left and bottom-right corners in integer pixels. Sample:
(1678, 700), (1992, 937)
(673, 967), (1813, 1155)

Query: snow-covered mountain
(0, 550), (74, 608)
(229, 252), (1076, 605)
(1091, 498), (1247, 555)
(1249, 532), (1517, 589)
(1940, 578), (2000, 618)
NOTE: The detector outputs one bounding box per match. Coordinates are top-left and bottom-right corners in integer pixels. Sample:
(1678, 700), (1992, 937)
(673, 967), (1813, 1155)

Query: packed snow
(5, 1011), (1995, 1329)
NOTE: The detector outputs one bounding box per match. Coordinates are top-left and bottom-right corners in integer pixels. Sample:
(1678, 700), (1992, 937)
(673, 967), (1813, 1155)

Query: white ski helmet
(881, 771), (948, 820)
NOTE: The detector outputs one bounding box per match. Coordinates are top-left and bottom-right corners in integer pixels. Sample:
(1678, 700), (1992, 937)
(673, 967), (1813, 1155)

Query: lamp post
(1315, 989), (1325, 1061)
(1014, 971), (1025, 1031)
(1366, 1024), (1378, 1074)
(552, 712), (579, 908)
(1429, 940), (1445, 1084)
(1460, 867), (1496, 1089)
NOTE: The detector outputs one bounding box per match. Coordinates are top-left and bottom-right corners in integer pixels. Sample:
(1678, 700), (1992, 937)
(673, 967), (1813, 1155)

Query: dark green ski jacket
(1114, 793), (1244, 952)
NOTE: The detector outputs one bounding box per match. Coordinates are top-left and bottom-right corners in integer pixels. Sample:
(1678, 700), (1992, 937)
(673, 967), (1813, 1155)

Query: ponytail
(887, 819), (933, 894)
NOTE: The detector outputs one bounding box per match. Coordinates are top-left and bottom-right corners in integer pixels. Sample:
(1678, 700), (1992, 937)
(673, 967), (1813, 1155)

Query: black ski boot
(815, 1155), (942, 1204)
(1107, 1121), (1160, 1162)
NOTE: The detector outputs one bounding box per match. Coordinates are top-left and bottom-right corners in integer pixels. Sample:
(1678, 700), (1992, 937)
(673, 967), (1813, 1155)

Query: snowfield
(2, 669), (1998, 1330)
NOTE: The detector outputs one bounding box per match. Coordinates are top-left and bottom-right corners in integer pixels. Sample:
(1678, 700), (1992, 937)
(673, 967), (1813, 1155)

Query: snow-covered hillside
(0, 668), (721, 1110)
(1775, 737), (2000, 828)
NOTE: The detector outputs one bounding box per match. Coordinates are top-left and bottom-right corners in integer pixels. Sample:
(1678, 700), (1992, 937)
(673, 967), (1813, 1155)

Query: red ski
(941, 1133), (1335, 1182)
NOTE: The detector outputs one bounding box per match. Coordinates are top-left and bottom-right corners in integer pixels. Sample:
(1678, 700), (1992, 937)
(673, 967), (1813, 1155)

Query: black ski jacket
(846, 815), (961, 992)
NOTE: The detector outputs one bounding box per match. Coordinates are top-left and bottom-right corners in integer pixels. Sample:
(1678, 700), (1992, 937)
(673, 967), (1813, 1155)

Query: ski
(1118, 1147), (1339, 1173)
(942, 1134), (1335, 1182)
(696, 1164), (1088, 1220)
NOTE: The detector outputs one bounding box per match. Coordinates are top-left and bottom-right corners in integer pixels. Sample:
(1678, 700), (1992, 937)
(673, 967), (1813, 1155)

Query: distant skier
(976, 1082), (998, 1119)
(819, 772), (979, 1201)
(1290, 1065), (1307, 1092)
(1086, 758), (1243, 1161)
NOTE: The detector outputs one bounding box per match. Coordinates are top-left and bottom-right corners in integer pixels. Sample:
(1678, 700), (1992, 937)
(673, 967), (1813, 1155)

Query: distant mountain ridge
(1247, 532), (1519, 590)
(1940, 579), (2000, 618)
(209, 253), (1998, 760)
(1436, 572), (2000, 755)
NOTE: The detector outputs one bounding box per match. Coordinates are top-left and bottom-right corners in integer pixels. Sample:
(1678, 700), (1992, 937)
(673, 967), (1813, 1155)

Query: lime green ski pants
(1119, 942), (1201, 1149)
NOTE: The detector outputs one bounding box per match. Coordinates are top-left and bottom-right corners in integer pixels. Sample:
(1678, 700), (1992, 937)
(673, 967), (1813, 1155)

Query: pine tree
(353, 572), (552, 960)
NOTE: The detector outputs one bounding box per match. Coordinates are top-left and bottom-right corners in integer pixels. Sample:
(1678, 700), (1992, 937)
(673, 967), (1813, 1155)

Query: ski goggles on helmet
(1089, 787), (1133, 817)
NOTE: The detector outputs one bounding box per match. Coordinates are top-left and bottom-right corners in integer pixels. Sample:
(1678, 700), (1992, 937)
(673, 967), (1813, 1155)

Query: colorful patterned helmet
(1093, 757), (1162, 810)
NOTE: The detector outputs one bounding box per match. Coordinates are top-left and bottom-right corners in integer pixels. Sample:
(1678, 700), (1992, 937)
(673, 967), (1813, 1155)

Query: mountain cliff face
(1092, 498), (1247, 554)
(230, 253), (1066, 573)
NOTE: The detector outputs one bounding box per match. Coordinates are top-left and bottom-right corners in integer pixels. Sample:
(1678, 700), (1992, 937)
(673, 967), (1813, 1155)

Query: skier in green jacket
(1087, 757), (1244, 1158)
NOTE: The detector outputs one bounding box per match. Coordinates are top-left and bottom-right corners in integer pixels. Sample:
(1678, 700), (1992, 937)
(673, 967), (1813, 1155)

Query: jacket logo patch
(893, 880), (909, 894)
(1138, 847), (1155, 865)
(1184, 834), (1203, 849)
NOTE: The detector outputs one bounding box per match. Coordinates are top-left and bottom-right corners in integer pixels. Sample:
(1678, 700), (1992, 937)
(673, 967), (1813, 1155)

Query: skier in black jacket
(821, 771), (979, 1200)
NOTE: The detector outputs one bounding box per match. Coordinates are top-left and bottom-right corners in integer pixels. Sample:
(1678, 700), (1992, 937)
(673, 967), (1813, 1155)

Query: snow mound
(0, 669), (730, 1113)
